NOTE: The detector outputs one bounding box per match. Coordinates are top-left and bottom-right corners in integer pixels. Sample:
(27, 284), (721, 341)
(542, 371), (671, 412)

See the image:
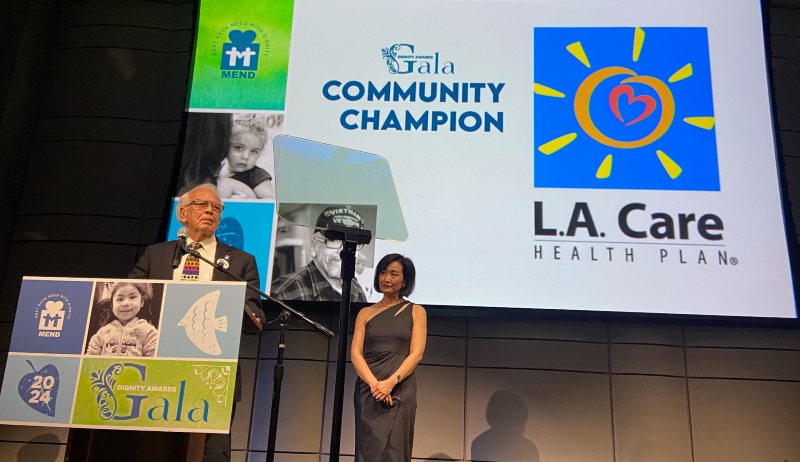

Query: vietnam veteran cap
(316, 205), (365, 230)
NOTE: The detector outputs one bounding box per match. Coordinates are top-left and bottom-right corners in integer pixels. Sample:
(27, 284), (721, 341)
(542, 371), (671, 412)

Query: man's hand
(243, 305), (263, 333)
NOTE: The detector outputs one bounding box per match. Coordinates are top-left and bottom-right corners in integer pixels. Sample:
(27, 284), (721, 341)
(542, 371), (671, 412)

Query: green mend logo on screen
(534, 27), (719, 191)
(189, 0), (293, 111)
(213, 23), (270, 80)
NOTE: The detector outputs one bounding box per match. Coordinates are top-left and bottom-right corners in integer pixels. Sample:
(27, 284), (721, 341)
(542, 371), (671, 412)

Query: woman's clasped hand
(370, 375), (400, 405)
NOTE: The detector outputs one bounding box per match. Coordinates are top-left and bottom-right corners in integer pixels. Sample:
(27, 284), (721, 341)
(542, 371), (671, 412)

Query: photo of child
(84, 281), (163, 357)
(177, 111), (283, 200)
(218, 114), (276, 199)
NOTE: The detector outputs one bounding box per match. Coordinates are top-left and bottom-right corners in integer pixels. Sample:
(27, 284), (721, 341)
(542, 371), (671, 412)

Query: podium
(0, 277), (252, 462)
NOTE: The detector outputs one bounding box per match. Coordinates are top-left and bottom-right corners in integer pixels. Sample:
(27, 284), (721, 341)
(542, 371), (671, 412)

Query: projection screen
(170, 0), (797, 318)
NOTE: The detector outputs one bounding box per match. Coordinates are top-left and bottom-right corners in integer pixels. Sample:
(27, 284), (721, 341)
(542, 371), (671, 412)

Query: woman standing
(351, 254), (427, 462)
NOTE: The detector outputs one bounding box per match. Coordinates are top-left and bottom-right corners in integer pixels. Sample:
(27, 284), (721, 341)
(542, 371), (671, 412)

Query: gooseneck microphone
(172, 227), (190, 269)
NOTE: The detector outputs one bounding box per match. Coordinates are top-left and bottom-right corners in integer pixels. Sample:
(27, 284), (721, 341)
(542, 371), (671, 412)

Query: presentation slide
(176, 0), (796, 318)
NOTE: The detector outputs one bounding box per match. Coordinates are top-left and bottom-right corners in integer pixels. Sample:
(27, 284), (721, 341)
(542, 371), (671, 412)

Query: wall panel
(686, 347), (800, 380)
(249, 359), (327, 453)
(689, 379), (800, 462)
(609, 324), (683, 346)
(611, 375), (693, 462)
(466, 367), (614, 462)
(469, 338), (608, 372)
(413, 365), (465, 460)
(610, 344), (685, 376)
(468, 320), (607, 343)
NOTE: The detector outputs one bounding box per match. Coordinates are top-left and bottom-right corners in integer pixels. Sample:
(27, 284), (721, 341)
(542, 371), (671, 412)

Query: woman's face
(112, 284), (142, 323)
(227, 129), (264, 173)
(379, 261), (405, 296)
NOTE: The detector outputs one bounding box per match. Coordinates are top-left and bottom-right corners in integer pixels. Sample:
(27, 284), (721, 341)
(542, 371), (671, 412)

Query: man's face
(179, 188), (222, 240)
(227, 129), (263, 173)
(312, 234), (342, 279)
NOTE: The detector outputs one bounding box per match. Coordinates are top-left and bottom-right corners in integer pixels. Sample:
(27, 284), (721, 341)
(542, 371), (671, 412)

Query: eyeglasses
(313, 237), (364, 250)
(187, 199), (224, 215)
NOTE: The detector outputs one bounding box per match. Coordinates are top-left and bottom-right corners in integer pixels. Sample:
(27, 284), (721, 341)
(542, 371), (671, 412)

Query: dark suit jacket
(128, 238), (267, 402)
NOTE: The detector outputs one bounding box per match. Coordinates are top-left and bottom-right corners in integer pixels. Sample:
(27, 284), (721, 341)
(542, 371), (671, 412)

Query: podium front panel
(0, 277), (247, 433)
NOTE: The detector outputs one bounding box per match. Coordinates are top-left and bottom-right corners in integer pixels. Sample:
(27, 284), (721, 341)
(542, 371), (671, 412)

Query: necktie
(181, 242), (202, 281)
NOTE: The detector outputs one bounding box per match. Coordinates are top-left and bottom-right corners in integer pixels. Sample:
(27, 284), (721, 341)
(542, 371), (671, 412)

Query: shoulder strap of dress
(396, 301), (411, 315)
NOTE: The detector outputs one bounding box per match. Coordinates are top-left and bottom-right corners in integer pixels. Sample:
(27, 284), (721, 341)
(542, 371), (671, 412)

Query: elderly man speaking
(129, 183), (266, 462)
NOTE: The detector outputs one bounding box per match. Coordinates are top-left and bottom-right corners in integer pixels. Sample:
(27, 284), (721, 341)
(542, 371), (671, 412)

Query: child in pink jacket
(86, 282), (158, 356)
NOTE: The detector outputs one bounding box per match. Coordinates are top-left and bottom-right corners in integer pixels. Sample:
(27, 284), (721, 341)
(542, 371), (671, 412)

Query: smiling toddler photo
(84, 281), (164, 357)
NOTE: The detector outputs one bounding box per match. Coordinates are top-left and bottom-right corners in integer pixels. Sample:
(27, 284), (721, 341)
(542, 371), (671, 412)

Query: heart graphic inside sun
(609, 84), (657, 126)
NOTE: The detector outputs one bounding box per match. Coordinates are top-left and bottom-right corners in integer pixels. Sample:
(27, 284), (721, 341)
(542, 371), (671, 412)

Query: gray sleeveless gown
(354, 301), (417, 462)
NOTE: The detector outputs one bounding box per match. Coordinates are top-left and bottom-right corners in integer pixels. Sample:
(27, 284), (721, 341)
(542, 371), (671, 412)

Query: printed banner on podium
(0, 277), (246, 433)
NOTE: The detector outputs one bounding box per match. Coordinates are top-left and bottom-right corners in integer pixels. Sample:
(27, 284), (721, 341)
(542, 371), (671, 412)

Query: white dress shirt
(172, 235), (218, 282)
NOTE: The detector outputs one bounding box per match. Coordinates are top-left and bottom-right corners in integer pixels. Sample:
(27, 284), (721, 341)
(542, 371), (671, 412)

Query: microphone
(172, 227), (189, 269)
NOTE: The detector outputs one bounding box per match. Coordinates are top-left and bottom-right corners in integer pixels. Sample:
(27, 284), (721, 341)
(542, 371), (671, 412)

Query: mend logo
(222, 30), (259, 71)
(35, 294), (72, 337)
(11, 279), (92, 355)
(534, 27), (719, 191)
(381, 44), (454, 75)
(212, 22), (270, 80)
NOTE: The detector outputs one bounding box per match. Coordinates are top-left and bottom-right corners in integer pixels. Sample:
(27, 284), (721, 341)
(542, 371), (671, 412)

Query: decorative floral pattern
(382, 45), (402, 74)
(193, 365), (230, 405)
(90, 363), (125, 420)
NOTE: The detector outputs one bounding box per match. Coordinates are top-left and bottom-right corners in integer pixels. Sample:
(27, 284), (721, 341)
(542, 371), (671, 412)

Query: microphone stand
(185, 246), (333, 462)
(323, 224), (372, 462)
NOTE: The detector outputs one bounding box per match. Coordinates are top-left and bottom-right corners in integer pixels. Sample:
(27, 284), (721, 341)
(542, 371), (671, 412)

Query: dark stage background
(0, 0), (800, 461)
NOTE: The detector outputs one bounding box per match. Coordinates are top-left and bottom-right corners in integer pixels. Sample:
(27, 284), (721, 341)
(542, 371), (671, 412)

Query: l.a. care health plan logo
(212, 22), (270, 79)
(534, 27), (719, 191)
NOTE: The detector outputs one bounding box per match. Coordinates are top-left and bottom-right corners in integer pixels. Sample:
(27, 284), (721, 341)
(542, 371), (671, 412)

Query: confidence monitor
(179, 0), (796, 318)
(272, 135), (407, 242)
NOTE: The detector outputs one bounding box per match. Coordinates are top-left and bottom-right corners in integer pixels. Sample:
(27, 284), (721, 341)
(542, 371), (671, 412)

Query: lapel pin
(217, 258), (230, 269)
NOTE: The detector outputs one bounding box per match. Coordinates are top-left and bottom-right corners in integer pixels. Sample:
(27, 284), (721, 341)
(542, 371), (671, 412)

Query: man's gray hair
(176, 183), (221, 225)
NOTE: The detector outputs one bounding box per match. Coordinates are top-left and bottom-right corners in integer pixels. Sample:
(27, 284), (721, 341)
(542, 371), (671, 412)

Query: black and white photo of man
(271, 206), (369, 302)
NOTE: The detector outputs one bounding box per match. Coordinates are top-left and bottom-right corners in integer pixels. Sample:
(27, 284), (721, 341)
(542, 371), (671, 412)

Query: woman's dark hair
(177, 113), (232, 195)
(373, 253), (416, 297)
